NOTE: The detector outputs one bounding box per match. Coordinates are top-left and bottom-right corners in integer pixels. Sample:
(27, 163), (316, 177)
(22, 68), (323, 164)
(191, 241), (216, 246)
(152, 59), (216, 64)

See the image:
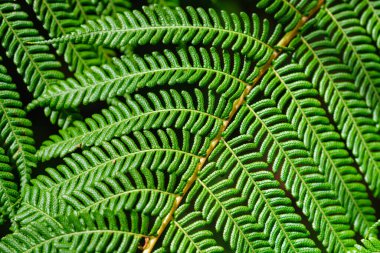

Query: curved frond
(0, 1), (81, 128)
(184, 166), (272, 252)
(91, 0), (132, 17)
(37, 5), (282, 62)
(187, 131), (319, 252)
(155, 205), (224, 253)
(0, 2), (63, 97)
(230, 87), (356, 252)
(317, 3), (380, 125)
(0, 148), (18, 224)
(32, 129), (205, 196)
(26, 0), (108, 72)
(259, 53), (376, 235)
(344, 0), (380, 49)
(0, 62), (36, 189)
(291, 22), (380, 197)
(28, 47), (251, 111)
(256, 0), (318, 32)
(37, 88), (227, 161)
(1, 210), (152, 252)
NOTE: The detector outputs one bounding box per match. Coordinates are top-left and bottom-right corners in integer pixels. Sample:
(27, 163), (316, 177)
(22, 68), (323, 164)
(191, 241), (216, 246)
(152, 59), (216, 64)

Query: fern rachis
(1, 0), (380, 252)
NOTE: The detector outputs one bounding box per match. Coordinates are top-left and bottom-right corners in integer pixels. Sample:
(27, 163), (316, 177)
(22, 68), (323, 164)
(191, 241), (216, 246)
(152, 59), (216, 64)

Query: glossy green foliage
(256, 0), (319, 31)
(29, 47), (254, 111)
(37, 87), (229, 160)
(0, 2), (63, 97)
(26, 0), (110, 72)
(39, 5), (282, 62)
(0, 1), (81, 128)
(1, 210), (153, 252)
(1, 1), (380, 253)
(0, 148), (18, 225)
(0, 61), (36, 190)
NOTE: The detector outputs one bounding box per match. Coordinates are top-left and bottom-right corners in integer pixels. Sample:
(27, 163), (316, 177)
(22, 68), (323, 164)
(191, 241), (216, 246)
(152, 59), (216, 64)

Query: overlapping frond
(0, 62), (36, 189)
(259, 54), (376, 235)
(291, 22), (380, 197)
(0, 1), (81, 128)
(155, 205), (223, 253)
(91, 0), (132, 17)
(1, 210), (153, 252)
(0, 2), (63, 97)
(0, 148), (18, 225)
(32, 129), (205, 196)
(180, 165), (272, 252)
(317, 2), (380, 124)
(37, 88), (227, 161)
(350, 221), (380, 252)
(14, 167), (177, 230)
(343, 0), (380, 49)
(256, 0), (318, 32)
(229, 86), (356, 252)
(26, 0), (109, 72)
(186, 131), (319, 252)
(37, 5), (282, 62)
(28, 47), (252, 111)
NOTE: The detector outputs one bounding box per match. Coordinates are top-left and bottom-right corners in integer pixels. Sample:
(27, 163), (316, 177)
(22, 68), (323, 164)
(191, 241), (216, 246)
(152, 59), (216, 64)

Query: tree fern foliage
(2, 0), (380, 252)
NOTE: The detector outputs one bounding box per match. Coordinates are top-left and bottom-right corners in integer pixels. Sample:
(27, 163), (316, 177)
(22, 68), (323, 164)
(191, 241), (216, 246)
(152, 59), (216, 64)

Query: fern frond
(91, 0), (132, 17)
(0, 2), (63, 97)
(37, 88), (227, 161)
(0, 1), (81, 128)
(14, 168), (177, 229)
(259, 53), (376, 235)
(194, 132), (319, 252)
(26, 0), (109, 72)
(0, 148), (18, 224)
(351, 237), (380, 253)
(256, 0), (318, 32)
(230, 87), (356, 252)
(185, 166), (272, 252)
(343, 0), (380, 49)
(0, 62), (36, 189)
(317, 3), (380, 125)
(155, 205), (224, 253)
(1, 210), (153, 252)
(291, 23), (380, 197)
(37, 5), (282, 62)
(28, 47), (250, 111)
(33, 129), (205, 196)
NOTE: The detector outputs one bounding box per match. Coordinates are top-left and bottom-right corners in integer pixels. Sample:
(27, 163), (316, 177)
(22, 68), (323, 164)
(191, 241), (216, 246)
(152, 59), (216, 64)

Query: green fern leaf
(0, 61), (36, 189)
(26, 0), (110, 72)
(1, 210), (153, 252)
(343, 0), (380, 50)
(36, 87), (228, 161)
(290, 21), (380, 197)
(0, 1), (81, 128)
(28, 47), (250, 111)
(155, 205), (224, 253)
(256, 0), (318, 32)
(259, 53), (376, 236)
(0, 2), (63, 97)
(317, 2), (380, 125)
(0, 148), (18, 225)
(36, 6), (281, 62)
(233, 86), (356, 252)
